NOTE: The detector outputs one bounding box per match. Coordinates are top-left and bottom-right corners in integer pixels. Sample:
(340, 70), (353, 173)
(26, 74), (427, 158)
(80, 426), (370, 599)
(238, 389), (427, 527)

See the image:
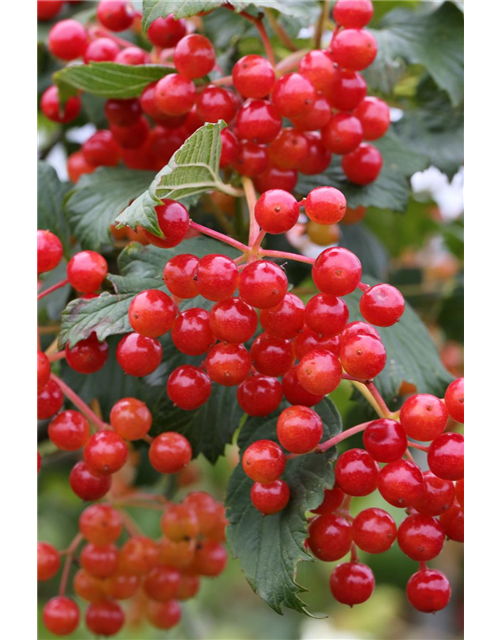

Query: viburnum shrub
(37, 0), (464, 632)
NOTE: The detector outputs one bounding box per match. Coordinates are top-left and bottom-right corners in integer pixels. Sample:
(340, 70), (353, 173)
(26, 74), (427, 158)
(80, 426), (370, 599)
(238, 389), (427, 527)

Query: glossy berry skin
(65, 333), (109, 374)
(48, 19), (88, 60)
(105, 98), (141, 126)
(331, 28), (378, 71)
(161, 503), (199, 541)
(329, 68), (367, 111)
(69, 461), (112, 501)
(414, 471), (455, 517)
(254, 166), (298, 194)
(313, 247), (362, 296)
(312, 485), (345, 515)
(195, 254), (239, 302)
(342, 143), (383, 185)
(295, 327), (340, 360)
(37, 230), (63, 274)
(233, 141), (269, 176)
(378, 460), (424, 508)
(38, 542), (61, 581)
(341, 320), (381, 343)
(254, 189), (300, 234)
(271, 73), (316, 118)
(84, 37), (120, 63)
(298, 49), (336, 94)
(49, 410), (90, 451)
(37, 1), (64, 21)
(106, 573), (140, 600)
(37, 351), (51, 393)
(352, 508), (396, 553)
(308, 514), (352, 561)
(197, 86), (237, 123)
(210, 297), (257, 344)
(143, 200), (190, 248)
(250, 333), (295, 377)
(242, 440), (286, 483)
(290, 95), (332, 132)
(81, 543), (119, 578)
(237, 375), (283, 417)
(406, 569), (451, 613)
(305, 187), (346, 226)
(455, 478), (464, 507)
(172, 309), (215, 355)
(163, 254), (199, 299)
(67, 151), (95, 183)
(82, 130), (121, 166)
(116, 333), (162, 377)
(206, 343), (252, 386)
(400, 394), (448, 441)
(84, 431), (128, 475)
(147, 15), (187, 48)
(297, 348), (342, 396)
(158, 538), (195, 571)
(192, 540), (227, 577)
(174, 34), (215, 79)
(398, 514), (445, 561)
(305, 294), (349, 337)
(67, 250), (108, 293)
(79, 504), (122, 545)
(239, 260), (288, 309)
(110, 115), (150, 149)
(41, 86), (81, 124)
(335, 448), (379, 496)
(354, 97), (390, 140)
(235, 99), (282, 144)
(362, 419), (407, 463)
(268, 128), (308, 170)
(128, 289), (176, 338)
(277, 405), (323, 454)
(282, 366), (324, 407)
(119, 536), (159, 575)
(184, 491), (220, 535)
(427, 433), (464, 481)
(439, 501), (464, 542)
(146, 600), (182, 630)
(73, 569), (107, 602)
(97, 1), (134, 31)
(334, 0), (374, 28)
(260, 293), (305, 339)
(232, 54), (275, 98)
(38, 379), (64, 420)
(167, 365), (212, 410)
(43, 597), (80, 636)
(154, 74), (196, 116)
(144, 566), (181, 602)
(445, 377), (464, 423)
(340, 334), (387, 380)
(149, 432), (192, 474)
(251, 480), (290, 514)
(321, 113), (363, 155)
(329, 562), (375, 605)
(360, 284), (405, 327)
(220, 129), (240, 167)
(85, 600), (125, 637)
(116, 45), (151, 64)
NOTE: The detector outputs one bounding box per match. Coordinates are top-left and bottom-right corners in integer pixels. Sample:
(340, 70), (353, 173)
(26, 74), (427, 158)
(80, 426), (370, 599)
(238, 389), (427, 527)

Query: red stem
(357, 282), (370, 293)
(407, 441), (429, 452)
(37, 278), (69, 301)
(252, 229), (267, 250)
(51, 374), (110, 431)
(189, 220), (249, 253)
(261, 249), (315, 265)
(59, 533), (83, 596)
(225, 5), (276, 66)
(48, 351), (66, 363)
(317, 421), (371, 452)
(365, 382), (392, 418)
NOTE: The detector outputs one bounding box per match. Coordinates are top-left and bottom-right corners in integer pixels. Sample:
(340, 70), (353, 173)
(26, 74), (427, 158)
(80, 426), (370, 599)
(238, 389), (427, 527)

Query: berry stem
(349, 380), (387, 419)
(252, 229), (267, 251)
(365, 382), (392, 418)
(189, 220), (249, 253)
(263, 8), (299, 51)
(59, 533), (83, 596)
(241, 176), (260, 247)
(226, 6), (276, 66)
(260, 249), (315, 265)
(48, 351), (66, 363)
(317, 421), (372, 452)
(212, 75), (233, 86)
(404, 448), (416, 463)
(50, 374), (110, 431)
(275, 49), (309, 75)
(37, 278), (69, 301)
(357, 282), (371, 293)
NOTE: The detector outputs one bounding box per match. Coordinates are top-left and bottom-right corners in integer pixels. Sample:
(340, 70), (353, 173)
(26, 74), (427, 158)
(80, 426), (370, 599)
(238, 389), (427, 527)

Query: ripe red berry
(154, 74), (196, 116)
(49, 410), (91, 451)
(312, 247), (362, 296)
(298, 49), (336, 92)
(163, 253), (199, 299)
(360, 283), (405, 327)
(172, 308), (215, 355)
(128, 289), (176, 338)
(195, 254), (239, 301)
(251, 479), (290, 514)
(334, 0), (374, 28)
(161, 503), (199, 541)
(250, 333), (295, 377)
(254, 188), (301, 235)
(146, 600), (182, 630)
(105, 572), (140, 600)
(406, 569), (451, 613)
(342, 143), (383, 185)
(116, 333), (162, 377)
(235, 99), (282, 143)
(81, 542), (119, 578)
(37, 0), (64, 21)
(142, 200), (190, 248)
(38, 542), (61, 581)
(84, 431), (128, 476)
(254, 167), (298, 195)
(352, 508), (396, 553)
(237, 375), (282, 417)
(304, 294), (349, 337)
(167, 365), (212, 411)
(43, 596), (80, 636)
(65, 333), (109, 374)
(294, 327), (340, 360)
(427, 432), (464, 481)
(331, 28), (378, 71)
(455, 478), (464, 508)
(271, 73), (317, 118)
(197, 85), (237, 123)
(206, 343), (252, 386)
(233, 141), (269, 176)
(119, 536), (159, 575)
(38, 378), (64, 420)
(110, 115), (150, 149)
(397, 514), (445, 561)
(354, 97), (390, 140)
(97, 1), (134, 31)
(67, 250), (108, 293)
(219, 128), (240, 167)
(79, 504), (122, 545)
(105, 98), (141, 127)
(210, 297), (258, 344)
(232, 54), (275, 98)
(290, 95), (332, 132)
(37, 229), (63, 275)
(321, 113), (363, 155)
(277, 405), (323, 454)
(439, 501), (464, 542)
(340, 333), (387, 379)
(147, 15), (186, 48)
(239, 260), (288, 309)
(41, 85), (81, 124)
(400, 394), (448, 441)
(85, 600), (125, 636)
(260, 293), (305, 339)
(414, 471), (455, 517)
(192, 540), (227, 576)
(38, 351), (51, 393)
(268, 128), (309, 170)
(335, 448), (379, 496)
(297, 131), (332, 175)
(362, 418), (407, 462)
(308, 513), (352, 561)
(282, 366), (324, 406)
(329, 562), (375, 605)
(82, 130), (122, 166)
(174, 34), (215, 79)
(341, 320), (381, 343)
(149, 432), (192, 474)
(144, 566), (181, 602)
(305, 187), (346, 225)
(69, 461), (112, 501)
(84, 37), (120, 63)
(312, 484), (345, 515)
(329, 67), (367, 110)
(297, 348), (342, 396)
(378, 459), (424, 508)
(242, 439), (286, 483)
(117, 44), (151, 63)
(67, 151), (95, 183)
(48, 19), (88, 60)
(444, 377), (464, 423)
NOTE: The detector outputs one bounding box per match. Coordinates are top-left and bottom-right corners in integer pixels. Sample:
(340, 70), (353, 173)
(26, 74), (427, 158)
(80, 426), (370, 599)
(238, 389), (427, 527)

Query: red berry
(294, 327), (340, 360)
(38, 1), (64, 21)
(206, 343), (252, 386)
(210, 297), (257, 344)
(220, 128), (240, 167)
(116, 333), (163, 376)
(37, 229), (63, 274)
(277, 405), (323, 454)
(400, 394), (448, 441)
(312, 485), (345, 515)
(378, 459), (424, 508)
(329, 68), (367, 110)
(85, 600), (125, 636)
(161, 503), (199, 541)
(406, 569), (451, 613)
(329, 562), (375, 605)
(38, 378), (64, 420)
(197, 85), (237, 123)
(195, 254), (239, 301)
(184, 491), (220, 535)
(192, 540), (227, 576)
(41, 85), (81, 124)
(81, 542), (119, 578)
(362, 419), (407, 462)
(48, 19), (88, 60)
(144, 566), (181, 602)
(163, 254), (199, 298)
(290, 95), (332, 132)
(43, 597), (80, 635)
(172, 308), (215, 355)
(455, 478), (464, 508)
(128, 289), (176, 338)
(297, 131), (332, 175)
(341, 320), (381, 343)
(297, 348), (342, 396)
(232, 55), (275, 98)
(233, 141), (269, 176)
(69, 461), (112, 501)
(439, 501), (464, 542)
(260, 293), (305, 339)
(118, 44), (152, 63)
(334, 0), (374, 28)
(167, 365), (212, 411)
(97, 1), (134, 32)
(38, 542), (61, 581)
(105, 573), (140, 600)
(298, 50), (336, 94)
(360, 283), (405, 327)
(84, 431), (128, 476)
(255, 166), (298, 193)
(79, 504), (122, 545)
(110, 116), (150, 149)
(335, 448), (379, 496)
(414, 471), (456, 517)
(271, 73), (317, 118)
(308, 513), (352, 561)
(354, 97), (390, 140)
(119, 536), (159, 575)
(235, 99), (282, 143)
(305, 293), (349, 337)
(105, 98), (141, 127)
(239, 260), (288, 309)
(427, 432), (464, 481)
(242, 439), (286, 483)
(251, 480), (290, 514)
(67, 151), (95, 183)
(254, 189), (300, 234)
(147, 15), (187, 48)
(331, 28), (378, 71)
(143, 200), (190, 248)
(342, 142), (383, 185)
(268, 128), (309, 170)
(305, 187), (346, 225)
(282, 366), (324, 406)
(146, 600), (182, 630)
(352, 508), (396, 553)
(149, 432), (192, 473)
(67, 251), (107, 293)
(237, 375), (282, 417)
(340, 333), (387, 379)
(250, 333), (295, 377)
(174, 34), (215, 79)
(154, 74), (196, 116)
(82, 130), (121, 166)
(444, 377), (464, 423)
(321, 113), (363, 155)
(65, 333), (109, 374)
(397, 514), (445, 561)
(37, 351), (51, 393)
(49, 410), (90, 451)
(313, 247), (362, 296)
(84, 37), (120, 63)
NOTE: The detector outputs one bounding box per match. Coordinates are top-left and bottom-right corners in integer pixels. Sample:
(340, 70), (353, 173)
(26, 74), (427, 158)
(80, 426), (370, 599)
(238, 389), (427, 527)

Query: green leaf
(226, 398), (341, 615)
(37, 161), (71, 254)
(339, 223), (389, 280)
(367, 1), (464, 105)
(64, 167), (155, 250)
(54, 62), (172, 101)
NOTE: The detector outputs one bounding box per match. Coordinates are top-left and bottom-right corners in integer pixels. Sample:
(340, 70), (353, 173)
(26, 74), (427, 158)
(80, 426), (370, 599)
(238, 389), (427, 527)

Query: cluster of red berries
(40, 0), (387, 190)
(38, 494), (227, 636)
